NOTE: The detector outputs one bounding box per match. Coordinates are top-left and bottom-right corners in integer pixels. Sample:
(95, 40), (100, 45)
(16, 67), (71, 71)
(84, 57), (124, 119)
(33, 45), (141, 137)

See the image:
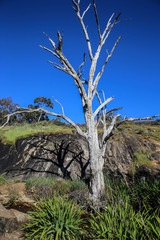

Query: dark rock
(150, 151), (160, 161)
(0, 202), (17, 235)
(0, 132), (160, 181)
(0, 202), (28, 236)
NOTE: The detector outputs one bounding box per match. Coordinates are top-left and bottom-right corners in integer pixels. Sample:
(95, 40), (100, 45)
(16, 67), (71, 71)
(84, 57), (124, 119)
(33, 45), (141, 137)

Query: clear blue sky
(0, 0), (160, 123)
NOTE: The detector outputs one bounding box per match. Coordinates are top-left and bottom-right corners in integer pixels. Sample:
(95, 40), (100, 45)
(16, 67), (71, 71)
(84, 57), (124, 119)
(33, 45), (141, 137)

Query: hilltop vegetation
(0, 118), (160, 145)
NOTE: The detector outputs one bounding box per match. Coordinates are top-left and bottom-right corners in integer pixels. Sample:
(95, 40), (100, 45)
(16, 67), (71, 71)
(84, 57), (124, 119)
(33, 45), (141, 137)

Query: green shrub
(129, 150), (152, 176)
(0, 174), (6, 184)
(25, 177), (87, 200)
(25, 177), (56, 189)
(23, 196), (85, 240)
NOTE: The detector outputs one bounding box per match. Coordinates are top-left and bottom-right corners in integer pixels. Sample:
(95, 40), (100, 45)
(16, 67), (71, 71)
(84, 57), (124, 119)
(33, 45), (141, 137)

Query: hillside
(0, 119), (160, 145)
(0, 120), (160, 181)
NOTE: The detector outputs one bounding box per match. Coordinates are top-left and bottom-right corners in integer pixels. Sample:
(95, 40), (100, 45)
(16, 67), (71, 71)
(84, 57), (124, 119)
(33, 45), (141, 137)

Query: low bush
(23, 196), (85, 240)
(25, 177), (87, 200)
(0, 174), (6, 184)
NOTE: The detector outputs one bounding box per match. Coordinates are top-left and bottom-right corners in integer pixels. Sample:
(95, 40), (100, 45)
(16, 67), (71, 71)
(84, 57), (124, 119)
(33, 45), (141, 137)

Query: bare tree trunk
(86, 115), (105, 205)
(89, 152), (105, 205)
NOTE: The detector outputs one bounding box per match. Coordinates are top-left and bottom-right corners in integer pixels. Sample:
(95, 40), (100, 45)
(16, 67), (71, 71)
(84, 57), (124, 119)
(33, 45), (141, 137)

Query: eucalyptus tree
(1, 0), (160, 205)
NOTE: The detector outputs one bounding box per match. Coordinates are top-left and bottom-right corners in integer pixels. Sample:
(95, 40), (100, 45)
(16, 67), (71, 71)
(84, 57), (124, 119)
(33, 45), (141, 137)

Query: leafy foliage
(23, 196), (85, 240)
(0, 96), (54, 125)
(0, 97), (19, 124)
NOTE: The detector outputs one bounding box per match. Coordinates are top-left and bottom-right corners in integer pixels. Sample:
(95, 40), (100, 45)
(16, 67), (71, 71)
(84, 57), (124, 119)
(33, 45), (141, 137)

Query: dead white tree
(1, 0), (160, 205)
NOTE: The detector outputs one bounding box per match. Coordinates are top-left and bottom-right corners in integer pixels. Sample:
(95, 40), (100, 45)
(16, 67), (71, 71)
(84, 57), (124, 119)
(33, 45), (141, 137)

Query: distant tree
(34, 96), (53, 121)
(0, 97), (19, 124)
(34, 96), (53, 109)
(20, 97), (54, 123)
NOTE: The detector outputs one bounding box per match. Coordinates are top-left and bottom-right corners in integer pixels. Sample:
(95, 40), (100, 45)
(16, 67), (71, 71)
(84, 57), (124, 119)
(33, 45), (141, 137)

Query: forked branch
(40, 33), (88, 104)
(93, 0), (101, 40)
(72, 0), (93, 60)
(94, 96), (114, 118)
(102, 114), (121, 144)
(92, 36), (122, 98)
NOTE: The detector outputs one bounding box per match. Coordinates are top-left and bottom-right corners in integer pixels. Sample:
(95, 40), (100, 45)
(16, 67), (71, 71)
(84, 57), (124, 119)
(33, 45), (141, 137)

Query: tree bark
(86, 115), (105, 205)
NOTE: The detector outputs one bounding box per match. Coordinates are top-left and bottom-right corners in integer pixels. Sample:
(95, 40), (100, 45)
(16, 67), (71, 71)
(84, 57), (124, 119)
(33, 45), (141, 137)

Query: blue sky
(0, 0), (160, 123)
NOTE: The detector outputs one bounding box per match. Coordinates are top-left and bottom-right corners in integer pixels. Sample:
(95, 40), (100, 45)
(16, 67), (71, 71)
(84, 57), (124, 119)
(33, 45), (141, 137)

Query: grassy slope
(0, 121), (74, 144)
(0, 120), (160, 145)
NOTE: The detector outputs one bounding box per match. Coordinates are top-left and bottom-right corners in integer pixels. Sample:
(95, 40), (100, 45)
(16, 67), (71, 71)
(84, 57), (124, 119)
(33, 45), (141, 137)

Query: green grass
(25, 177), (87, 199)
(118, 123), (160, 141)
(0, 121), (74, 144)
(23, 177), (160, 239)
(0, 174), (6, 184)
(0, 120), (159, 144)
(129, 150), (152, 176)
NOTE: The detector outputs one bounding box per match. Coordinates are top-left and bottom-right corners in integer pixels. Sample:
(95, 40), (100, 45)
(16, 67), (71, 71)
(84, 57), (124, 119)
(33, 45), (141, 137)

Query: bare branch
(40, 45), (60, 59)
(0, 107), (87, 139)
(48, 61), (63, 70)
(72, 0), (93, 60)
(93, 0), (101, 40)
(41, 33), (88, 105)
(0, 108), (41, 130)
(103, 13), (121, 44)
(82, 3), (91, 20)
(0, 115), (10, 129)
(92, 36), (122, 98)
(93, 97), (114, 118)
(102, 13), (115, 39)
(78, 53), (86, 76)
(43, 32), (56, 49)
(57, 31), (63, 51)
(106, 107), (123, 116)
(96, 91), (102, 105)
(102, 114), (121, 144)
(125, 114), (160, 122)
(116, 114), (160, 128)
(52, 97), (65, 116)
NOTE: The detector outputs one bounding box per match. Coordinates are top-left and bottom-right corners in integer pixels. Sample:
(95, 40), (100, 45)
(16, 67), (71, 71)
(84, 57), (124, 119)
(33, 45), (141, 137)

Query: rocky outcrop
(0, 182), (31, 239)
(0, 202), (28, 239)
(0, 132), (160, 181)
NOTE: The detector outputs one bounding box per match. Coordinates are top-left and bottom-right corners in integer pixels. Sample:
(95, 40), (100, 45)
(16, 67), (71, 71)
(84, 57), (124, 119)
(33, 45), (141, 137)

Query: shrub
(0, 174), (6, 184)
(25, 177), (87, 200)
(25, 177), (56, 189)
(23, 196), (85, 240)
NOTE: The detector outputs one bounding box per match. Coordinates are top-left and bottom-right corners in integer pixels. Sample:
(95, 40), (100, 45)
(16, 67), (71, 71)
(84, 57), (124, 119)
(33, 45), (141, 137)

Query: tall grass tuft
(132, 179), (160, 214)
(23, 196), (85, 240)
(0, 174), (6, 184)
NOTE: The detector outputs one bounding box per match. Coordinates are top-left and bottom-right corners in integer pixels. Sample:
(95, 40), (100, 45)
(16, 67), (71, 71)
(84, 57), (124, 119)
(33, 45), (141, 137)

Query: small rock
(0, 203), (17, 235)
(0, 202), (28, 237)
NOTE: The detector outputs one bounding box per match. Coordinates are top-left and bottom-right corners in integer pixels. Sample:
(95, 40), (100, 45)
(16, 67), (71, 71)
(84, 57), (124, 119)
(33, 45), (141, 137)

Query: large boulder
(0, 132), (160, 181)
(0, 202), (28, 238)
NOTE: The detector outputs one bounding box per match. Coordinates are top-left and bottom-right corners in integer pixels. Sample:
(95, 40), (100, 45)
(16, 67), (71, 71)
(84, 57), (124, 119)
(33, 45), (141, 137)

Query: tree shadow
(4, 136), (90, 180)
